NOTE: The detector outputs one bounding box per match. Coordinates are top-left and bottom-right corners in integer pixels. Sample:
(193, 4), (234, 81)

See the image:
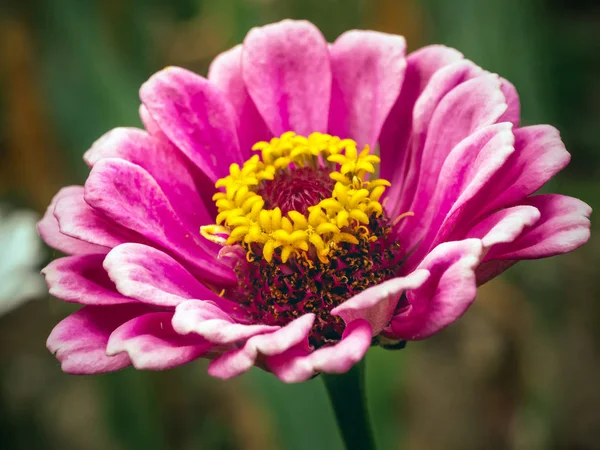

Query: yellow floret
(200, 132), (390, 264)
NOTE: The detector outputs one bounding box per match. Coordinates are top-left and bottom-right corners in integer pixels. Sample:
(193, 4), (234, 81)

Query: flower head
(40, 20), (591, 382)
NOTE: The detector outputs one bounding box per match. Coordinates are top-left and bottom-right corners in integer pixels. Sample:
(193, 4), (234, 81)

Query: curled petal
(267, 320), (373, 383)
(38, 189), (108, 255)
(207, 314), (315, 379)
(43, 254), (131, 305)
(107, 312), (212, 370)
(388, 239), (482, 340)
(331, 269), (429, 335)
(47, 304), (151, 374)
(84, 158), (235, 287)
(172, 300), (278, 344)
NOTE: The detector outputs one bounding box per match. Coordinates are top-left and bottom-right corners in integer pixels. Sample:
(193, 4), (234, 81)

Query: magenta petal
(242, 20), (331, 135)
(400, 74), (507, 222)
(267, 320), (372, 383)
(404, 123), (515, 267)
(498, 78), (520, 127)
(54, 186), (137, 249)
(331, 269), (429, 335)
(388, 239), (482, 340)
(485, 194), (592, 260)
(328, 30), (406, 148)
(107, 312), (212, 370)
(467, 206), (541, 249)
(379, 45), (464, 183)
(207, 313), (315, 379)
(84, 127), (214, 231)
(208, 45), (272, 156)
(384, 59), (482, 217)
(43, 254), (132, 305)
(172, 300), (278, 344)
(140, 66), (242, 182)
(84, 158), (235, 287)
(38, 189), (108, 256)
(47, 304), (150, 374)
(483, 125), (572, 214)
(103, 243), (222, 307)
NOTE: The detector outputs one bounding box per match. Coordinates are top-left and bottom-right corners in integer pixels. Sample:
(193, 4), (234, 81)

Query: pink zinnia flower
(39, 20), (591, 383)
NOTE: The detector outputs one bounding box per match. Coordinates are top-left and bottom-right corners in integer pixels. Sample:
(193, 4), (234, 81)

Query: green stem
(322, 358), (377, 450)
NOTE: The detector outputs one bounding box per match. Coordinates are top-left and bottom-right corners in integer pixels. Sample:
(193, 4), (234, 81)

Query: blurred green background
(0, 0), (598, 449)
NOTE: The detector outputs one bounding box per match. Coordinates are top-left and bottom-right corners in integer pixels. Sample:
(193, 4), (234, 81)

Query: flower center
(201, 132), (404, 346)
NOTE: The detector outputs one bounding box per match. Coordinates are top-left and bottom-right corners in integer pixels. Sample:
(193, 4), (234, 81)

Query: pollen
(201, 132), (391, 264)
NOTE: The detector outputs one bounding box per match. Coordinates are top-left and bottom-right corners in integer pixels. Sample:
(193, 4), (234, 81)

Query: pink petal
(242, 20), (331, 136)
(331, 269), (429, 335)
(107, 312), (212, 370)
(403, 123), (515, 267)
(207, 313), (315, 379)
(384, 59), (482, 217)
(84, 158), (235, 287)
(84, 127), (215, 232)
(172, 300), (278, 344)
(54, 186), (138, 249)
(481, 125), (572, 214)
(38, 189), (108, 256)
(140, 66), (242, 182)
(380, 45), (464, 182)
(267, 319), (373, 383)
(208, 45), (272, 156)
(103, 243), (222, 307)
(42, 254), (132, 305)
(47, 304), (150, 374)
(139, 104), (167, 139)
(467, 205), (541, 249)
(388, 239), (482, 340)
(328, 30), (406, 148)
(398, 73), (507, 227)
(498, 78), (520, 127)
(485, 194), (591, 260)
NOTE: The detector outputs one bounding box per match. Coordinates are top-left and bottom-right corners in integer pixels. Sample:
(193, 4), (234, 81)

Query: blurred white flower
(0, 206), (46, 315)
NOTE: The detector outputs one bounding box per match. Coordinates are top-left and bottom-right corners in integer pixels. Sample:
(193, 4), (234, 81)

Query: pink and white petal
(84, 158), (235, 287)
(380, 46), (464, 182)
(388, 239), (482, 341)
(38, 190), (108, 256)
(47, 304), (151, 374)
(107, 312), (212, 370)
(43, 254), (132, 305)
(399, 73), (507, 225)
(331, 269), (429, 335)
(242, 20), (331, 136)
(84, 127), (214, 231)
(103, 243), (222, 307)
(140, 66), (242, 182)
(328, 30), (406, 148)
(384, 59), (482, 216)
(498, 78), (520, 127)
(467, 205), (541, 249)
(485, 194), (591, 260)
(482, 125), (571, 214)
(403, 123), (515, 267)
(208, 45), (272, 156)
(54, 186), (138, 249)
(267, 319), (372, 383)
(207, 313), (315, 379)
(172, 300), (278, 345)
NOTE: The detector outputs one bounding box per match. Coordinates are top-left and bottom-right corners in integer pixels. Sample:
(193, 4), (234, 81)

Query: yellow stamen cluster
(201, 132), (390, 264)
